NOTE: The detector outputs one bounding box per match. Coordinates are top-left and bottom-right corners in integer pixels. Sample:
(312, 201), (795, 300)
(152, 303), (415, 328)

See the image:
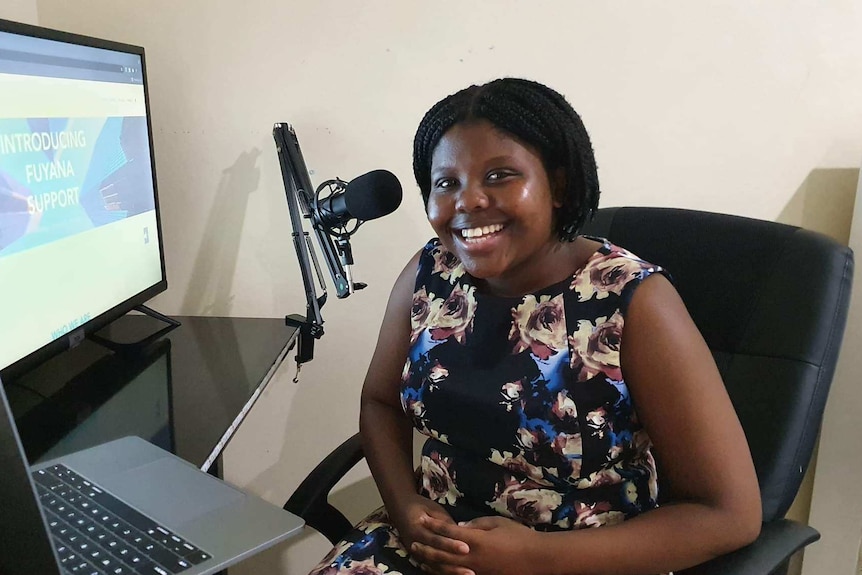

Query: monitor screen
(0, 20), (167, 375)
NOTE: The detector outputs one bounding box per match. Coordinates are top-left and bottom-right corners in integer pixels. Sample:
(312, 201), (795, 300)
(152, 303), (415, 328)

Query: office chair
(284, 207), (854, 575)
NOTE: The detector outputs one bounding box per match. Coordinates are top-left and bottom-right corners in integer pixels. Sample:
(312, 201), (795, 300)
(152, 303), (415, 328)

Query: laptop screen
(0, 374), (63, 574)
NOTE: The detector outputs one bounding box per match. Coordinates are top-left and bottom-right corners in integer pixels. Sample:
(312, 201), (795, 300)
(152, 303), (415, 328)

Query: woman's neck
(478, 236), (601, 297)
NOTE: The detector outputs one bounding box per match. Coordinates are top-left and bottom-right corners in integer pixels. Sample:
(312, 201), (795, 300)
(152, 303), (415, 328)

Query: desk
(2, 315), (297, 472)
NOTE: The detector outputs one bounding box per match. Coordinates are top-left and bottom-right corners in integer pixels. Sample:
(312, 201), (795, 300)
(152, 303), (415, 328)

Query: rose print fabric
(309, 238), (667, 575)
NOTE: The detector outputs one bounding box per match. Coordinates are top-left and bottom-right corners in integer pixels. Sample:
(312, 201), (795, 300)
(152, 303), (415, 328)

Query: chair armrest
(681, 519), (820, 575)
(283, 432), (365, 544)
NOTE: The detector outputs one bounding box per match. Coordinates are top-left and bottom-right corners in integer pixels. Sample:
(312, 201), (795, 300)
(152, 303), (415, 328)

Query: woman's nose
(455, 182), (490, 212)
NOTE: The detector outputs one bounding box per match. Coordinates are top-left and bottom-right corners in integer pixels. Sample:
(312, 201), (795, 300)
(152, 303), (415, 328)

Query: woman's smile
(459, 222), (505, 240)
(454, 222), (508, 255)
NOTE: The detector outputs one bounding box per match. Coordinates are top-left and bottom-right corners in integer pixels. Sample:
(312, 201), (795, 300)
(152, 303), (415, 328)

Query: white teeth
(460, 223), (504, 239)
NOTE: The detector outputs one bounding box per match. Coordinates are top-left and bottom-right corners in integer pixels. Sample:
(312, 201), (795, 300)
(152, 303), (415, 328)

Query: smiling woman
(307, 78), (761, 575)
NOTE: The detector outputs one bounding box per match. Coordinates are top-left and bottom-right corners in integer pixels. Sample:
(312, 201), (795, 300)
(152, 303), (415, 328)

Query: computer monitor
(0, 19), (168, 377)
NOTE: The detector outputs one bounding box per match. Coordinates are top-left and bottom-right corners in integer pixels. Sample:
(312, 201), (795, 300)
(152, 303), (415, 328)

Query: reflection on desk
(2, 315), (297, 471)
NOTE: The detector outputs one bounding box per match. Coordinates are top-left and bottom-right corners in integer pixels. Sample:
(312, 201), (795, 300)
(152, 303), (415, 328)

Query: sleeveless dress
(309, 238), (667, 575)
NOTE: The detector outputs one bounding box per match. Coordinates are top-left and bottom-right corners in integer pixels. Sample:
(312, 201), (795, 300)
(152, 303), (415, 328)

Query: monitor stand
(89, 305), (181, 354)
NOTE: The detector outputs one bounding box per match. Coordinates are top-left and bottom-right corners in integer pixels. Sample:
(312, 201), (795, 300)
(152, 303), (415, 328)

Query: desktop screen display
(0, 21), (166, 373)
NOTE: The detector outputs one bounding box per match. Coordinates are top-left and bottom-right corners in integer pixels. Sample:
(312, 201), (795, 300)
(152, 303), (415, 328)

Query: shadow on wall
(776, 168), (859, 244)
(182, 148), (262, 315)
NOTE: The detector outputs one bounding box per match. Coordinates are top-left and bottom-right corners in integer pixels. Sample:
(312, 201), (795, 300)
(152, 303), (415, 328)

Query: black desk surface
(2, 315), (297, 470)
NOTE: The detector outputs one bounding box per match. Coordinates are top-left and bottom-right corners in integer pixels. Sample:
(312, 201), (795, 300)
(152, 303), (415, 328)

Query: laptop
(0, 373), (304, 575)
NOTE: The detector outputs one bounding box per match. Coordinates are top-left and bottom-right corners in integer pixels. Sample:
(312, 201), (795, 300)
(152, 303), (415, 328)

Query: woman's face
(426, 120), (562, 293)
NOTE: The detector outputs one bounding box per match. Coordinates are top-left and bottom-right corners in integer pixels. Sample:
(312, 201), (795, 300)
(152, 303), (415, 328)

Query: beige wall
(0, 0), (38, 24)
(29, 1), (862, 573)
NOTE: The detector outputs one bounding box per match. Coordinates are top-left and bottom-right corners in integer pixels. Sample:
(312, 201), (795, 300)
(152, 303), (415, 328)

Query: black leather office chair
(284, 207), (854, 575)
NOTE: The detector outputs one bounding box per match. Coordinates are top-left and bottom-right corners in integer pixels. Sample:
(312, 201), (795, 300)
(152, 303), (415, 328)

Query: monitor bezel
(0, 18), (169, 380)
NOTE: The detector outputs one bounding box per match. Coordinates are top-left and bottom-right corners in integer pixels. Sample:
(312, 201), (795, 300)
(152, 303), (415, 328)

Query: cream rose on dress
(410, 287), (442, 343)
(570, 252), (648, 301)
(631, 429), (659, 500)
(343, 558), (404, 575)
(575, 464), (624, 489)
(425, 427), (449, 444)
(406, 400), (449, 444)
(551, 390), (578, 420)
(552, 432), (583, 477)
(427, 360), (449, 387)
(355, 507), (403, 553)
(573, 501), (625, 529)
(421, 452), (463, 506)
(509, 294), (567, 360)
(487, 476), (563, 526)
(586, 407), (608, 439)
(405, 398), (426, 420)
(499, 380), (523, 412)
(489, 449), (548, 483)
(430, 245), (465, 284)
(400, 358), (411, 386)
(516, 426), (541, 450)
(428, 284), (477, 343)
(569, 312), (624, 381)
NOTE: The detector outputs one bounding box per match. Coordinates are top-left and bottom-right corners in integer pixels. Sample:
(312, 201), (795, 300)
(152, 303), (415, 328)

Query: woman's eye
(434, 178), (456, 190)
(487, 170), (513, 182)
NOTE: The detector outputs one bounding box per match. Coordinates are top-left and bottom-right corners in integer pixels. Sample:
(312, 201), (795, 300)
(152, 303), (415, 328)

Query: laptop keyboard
(33, 464), (212, 575)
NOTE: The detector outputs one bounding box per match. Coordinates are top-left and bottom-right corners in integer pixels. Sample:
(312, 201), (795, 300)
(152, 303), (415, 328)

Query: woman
(309, 78), (761, 575)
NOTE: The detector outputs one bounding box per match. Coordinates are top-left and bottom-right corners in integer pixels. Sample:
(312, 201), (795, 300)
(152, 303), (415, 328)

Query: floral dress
(309, 238), (666, 575)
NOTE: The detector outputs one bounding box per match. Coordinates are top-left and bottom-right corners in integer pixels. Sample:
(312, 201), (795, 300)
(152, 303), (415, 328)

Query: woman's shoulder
(571, 236), (668, 307)
(585, 237), (661, 269)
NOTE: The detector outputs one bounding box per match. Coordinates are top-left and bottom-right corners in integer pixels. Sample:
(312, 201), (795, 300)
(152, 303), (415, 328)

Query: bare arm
(415, 274), (761, 575)
(359, 251), (420, 520)
(360, 251), (470, 565)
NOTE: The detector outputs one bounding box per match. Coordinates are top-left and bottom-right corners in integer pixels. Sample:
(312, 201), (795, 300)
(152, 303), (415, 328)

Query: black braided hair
(413, 78), (599, 242)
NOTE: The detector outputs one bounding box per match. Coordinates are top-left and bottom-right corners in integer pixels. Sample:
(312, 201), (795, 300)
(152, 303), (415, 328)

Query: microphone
(315, 169), (402, 230)
(312, 170), (402, 298)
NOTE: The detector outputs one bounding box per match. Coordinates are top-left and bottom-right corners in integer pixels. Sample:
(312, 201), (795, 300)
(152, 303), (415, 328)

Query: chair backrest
(581, 207), (854, 522)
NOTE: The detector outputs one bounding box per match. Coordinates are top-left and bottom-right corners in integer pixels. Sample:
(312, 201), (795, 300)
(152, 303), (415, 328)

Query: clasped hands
(397, 498), (536, 575)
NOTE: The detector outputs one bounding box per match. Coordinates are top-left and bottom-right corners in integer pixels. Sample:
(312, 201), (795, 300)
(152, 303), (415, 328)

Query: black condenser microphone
(315, 169), (402, 230)
(310, 168), (402, 297)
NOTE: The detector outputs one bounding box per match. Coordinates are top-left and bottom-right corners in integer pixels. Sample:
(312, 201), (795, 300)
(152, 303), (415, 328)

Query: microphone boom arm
(273, 122), (333, 364)
(274, 123), (353, 298)
(273, 122), (385, 365)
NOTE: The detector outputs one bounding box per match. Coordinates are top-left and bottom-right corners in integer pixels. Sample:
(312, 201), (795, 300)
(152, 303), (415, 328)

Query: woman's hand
(412, 515), (537, 575)
(390, 495), (471, 573)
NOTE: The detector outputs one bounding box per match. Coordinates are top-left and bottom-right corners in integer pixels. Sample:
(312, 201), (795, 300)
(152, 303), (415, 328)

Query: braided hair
(412, 78), (599, 242)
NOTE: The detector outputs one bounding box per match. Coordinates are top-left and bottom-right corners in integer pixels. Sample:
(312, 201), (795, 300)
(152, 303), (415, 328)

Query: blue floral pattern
(309, 237), (666, 574)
